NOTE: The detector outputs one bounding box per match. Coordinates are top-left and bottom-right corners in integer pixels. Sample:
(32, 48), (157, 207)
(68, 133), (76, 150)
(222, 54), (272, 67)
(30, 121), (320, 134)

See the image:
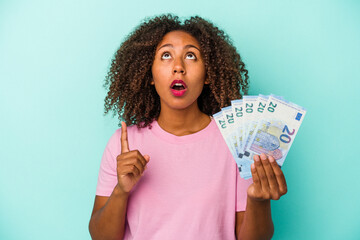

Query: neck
(157, 102), (211, 136)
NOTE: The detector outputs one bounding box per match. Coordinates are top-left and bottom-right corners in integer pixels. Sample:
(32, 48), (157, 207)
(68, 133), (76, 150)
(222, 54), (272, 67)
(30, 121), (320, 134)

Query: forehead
(157, 30), (200, 49)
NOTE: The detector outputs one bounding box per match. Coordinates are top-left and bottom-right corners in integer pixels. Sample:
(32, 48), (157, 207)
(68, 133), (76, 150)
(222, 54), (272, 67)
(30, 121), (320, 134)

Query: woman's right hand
(116, 122), (150, 194)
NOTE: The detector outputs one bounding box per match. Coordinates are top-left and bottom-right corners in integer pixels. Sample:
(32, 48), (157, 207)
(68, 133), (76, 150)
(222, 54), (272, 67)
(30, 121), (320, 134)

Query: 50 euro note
(245, 95), (307, 166)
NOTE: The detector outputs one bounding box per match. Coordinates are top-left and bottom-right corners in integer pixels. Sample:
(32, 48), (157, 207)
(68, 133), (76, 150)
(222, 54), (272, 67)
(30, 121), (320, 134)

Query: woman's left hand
(247, 153), (288, 201)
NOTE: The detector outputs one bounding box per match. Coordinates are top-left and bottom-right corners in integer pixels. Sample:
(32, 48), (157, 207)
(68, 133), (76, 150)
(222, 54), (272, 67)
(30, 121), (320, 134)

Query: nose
(173, 69), (185, 74)
(173, 58), (185, 74)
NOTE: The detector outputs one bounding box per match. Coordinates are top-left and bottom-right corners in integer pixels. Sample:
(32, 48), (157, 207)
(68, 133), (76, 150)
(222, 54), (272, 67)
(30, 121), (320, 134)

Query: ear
(204, 79), (210, 85)
(150, 80), (155, 85)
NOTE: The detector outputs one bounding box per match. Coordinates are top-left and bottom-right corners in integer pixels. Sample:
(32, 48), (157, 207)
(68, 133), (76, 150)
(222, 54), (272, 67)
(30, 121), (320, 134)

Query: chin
(167, 100), (199, 111)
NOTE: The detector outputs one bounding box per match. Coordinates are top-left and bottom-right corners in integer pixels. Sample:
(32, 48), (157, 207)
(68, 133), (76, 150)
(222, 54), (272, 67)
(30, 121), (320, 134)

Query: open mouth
(170, 80), (187, 90)
(171, 83), (186, 90)
(170, 80), (187, 96)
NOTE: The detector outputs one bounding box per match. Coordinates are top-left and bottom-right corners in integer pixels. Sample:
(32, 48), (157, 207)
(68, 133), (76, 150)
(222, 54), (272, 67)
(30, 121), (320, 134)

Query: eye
(161, 52), (171, 60)
(186, 52), (197, 60)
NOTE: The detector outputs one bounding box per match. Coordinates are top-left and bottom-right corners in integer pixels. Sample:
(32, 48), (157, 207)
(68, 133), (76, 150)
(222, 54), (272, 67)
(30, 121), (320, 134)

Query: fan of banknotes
(213, 94), (306, 179)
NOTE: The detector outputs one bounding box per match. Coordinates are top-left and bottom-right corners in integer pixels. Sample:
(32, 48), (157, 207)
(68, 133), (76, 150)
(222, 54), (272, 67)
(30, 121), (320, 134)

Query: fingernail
(251, 163), (255, 169)
(269, 157), (275, 163)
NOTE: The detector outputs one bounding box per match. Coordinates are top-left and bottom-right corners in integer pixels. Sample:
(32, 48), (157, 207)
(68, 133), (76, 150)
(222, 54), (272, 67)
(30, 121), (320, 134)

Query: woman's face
(151, 30), (207, 111)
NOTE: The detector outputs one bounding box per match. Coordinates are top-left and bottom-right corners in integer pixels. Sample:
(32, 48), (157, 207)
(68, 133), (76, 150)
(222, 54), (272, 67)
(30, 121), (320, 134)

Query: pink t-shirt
(96, 118), (253, 240)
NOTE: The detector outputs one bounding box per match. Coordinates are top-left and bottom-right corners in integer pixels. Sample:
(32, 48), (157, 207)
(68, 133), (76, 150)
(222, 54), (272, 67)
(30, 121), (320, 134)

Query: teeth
(174, 83), (183, 86)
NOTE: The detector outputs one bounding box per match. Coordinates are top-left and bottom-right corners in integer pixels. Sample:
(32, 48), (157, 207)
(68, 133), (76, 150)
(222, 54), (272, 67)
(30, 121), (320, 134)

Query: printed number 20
(280, 125), (295, 143)
(219, 120), (226, 129)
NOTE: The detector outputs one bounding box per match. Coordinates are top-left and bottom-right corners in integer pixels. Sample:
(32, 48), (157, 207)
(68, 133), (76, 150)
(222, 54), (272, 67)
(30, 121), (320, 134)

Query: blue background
(1, 0), (359, 239)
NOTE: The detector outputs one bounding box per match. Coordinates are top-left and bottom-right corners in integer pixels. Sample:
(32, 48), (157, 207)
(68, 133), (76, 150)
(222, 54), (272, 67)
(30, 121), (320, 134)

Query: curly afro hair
(104, 14), (249, 128)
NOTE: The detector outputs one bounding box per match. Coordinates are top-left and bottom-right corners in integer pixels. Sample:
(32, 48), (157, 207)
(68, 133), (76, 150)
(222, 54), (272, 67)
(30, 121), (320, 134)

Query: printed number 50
(280, 125), (295, 143)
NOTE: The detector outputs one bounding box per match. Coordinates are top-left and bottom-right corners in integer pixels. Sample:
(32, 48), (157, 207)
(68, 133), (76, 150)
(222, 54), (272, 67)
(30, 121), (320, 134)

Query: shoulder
(103, 124), (143, 154)
(112, 122), (153, 140)
(206, 119), (231, 148)
(119, 122), (155, 151)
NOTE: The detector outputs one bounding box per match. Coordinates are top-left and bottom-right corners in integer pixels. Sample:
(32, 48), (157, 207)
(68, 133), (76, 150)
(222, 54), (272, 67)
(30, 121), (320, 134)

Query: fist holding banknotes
(214, 94), (306, 180)
(247, 153), (287, 201)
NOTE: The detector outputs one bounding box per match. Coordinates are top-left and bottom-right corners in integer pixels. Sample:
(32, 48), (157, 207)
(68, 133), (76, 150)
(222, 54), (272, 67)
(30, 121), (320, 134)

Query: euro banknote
(213, 94), (306, 179)
(231, 99), (244, 155)
(243, 94), (269, 152)
(213, 109), (253, 179)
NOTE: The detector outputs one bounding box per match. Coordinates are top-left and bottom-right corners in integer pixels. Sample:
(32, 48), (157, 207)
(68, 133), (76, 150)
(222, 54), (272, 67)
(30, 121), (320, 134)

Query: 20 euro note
(245, 95), (307, 166)
(232, 96), (267, 179)
(213, 111), (237, 159)
(236, 95), (269, 179)
(231, 99), (245, 155)
(243, 95), (269, 153)
(242, 96), (258, 152)
(221, 106), (240, 156)
(213, 110), (252, 178)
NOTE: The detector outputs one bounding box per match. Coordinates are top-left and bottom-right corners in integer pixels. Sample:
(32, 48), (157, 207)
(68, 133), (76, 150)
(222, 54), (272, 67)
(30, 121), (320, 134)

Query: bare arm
(89, 122), (150, 240)
(235, 200), (273, 240)
(89, 186), (129, 240)
(235, 153), (287, 240)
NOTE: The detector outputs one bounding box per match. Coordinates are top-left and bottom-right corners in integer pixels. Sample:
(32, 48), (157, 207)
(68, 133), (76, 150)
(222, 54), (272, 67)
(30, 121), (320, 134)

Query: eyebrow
(157, 44), (201, 52)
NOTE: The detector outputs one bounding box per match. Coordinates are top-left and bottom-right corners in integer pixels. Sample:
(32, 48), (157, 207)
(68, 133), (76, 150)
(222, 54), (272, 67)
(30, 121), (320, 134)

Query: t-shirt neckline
(151, 118), (216, 144)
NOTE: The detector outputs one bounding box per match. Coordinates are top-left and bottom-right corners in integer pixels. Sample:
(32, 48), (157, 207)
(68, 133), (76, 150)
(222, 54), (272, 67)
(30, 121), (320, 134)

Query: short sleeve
(235, 169), (253, 212)
(95, 129), (121, 196)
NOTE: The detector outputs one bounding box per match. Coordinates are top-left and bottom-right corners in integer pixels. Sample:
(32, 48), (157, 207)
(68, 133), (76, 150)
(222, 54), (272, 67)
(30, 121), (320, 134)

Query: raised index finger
(121, 121), (130, 153)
